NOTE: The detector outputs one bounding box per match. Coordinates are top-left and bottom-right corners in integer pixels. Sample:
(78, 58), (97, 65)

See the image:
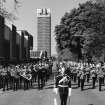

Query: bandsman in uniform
(23, 66), (32, 90)
(72, 68), (77, 83)
(91, 68), (97, 89)
(85, 67), (90, 83)
(54, 62), (71, 105)
(37, 60), (45, 89)
(13, 67), (20, 91)
(98, 67), (104, 91)
(77, 69), (81, 87)
(0, 66), (2, 89)
(1, 66), (8, 91)
(80, 70), (85, 91)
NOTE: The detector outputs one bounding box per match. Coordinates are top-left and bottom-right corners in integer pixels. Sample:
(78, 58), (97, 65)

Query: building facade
(0, 15), (33, 64)
(37, 8), (51, 57)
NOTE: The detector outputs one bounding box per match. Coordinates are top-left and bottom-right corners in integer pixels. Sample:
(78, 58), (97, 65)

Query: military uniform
(86, 69), (90, 83)
(73, 69), (77, 83)
(13, 69), (20, 91)
(1, 67), (7, 91)
(55, 73), (71, 105)
(23, 69), (32, 90)
(98, 69), (104, 91)
(91, 70), (97, 89)
(80, 71), (85, 91)
(77, 70), (81, 87)
(37, 62), (45, 89)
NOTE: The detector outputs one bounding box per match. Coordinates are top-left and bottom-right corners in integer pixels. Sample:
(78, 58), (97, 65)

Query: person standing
(77, 70), (81, 87)
(98, 68), (104, 91)
(54, 62), (71, 105)
(86, 68), (90, 83)
(1, 66), (7, 91)
(80, 71), (85, 91)
(91, 69), (97, 89)
(37, 61), (45, 89)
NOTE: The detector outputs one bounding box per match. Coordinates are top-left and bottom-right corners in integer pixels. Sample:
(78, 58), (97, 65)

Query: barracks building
(0, 15), (33, 64)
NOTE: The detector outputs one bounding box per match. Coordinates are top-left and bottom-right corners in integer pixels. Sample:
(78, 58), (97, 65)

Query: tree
(0, 0), (20, 21)
(55, 1), (105, 61)
(92, 0), (105, 4)
(57, 48), (78, 61)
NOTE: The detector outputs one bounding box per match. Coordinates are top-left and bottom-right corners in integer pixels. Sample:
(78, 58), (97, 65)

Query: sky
(5, 0), (88, 55)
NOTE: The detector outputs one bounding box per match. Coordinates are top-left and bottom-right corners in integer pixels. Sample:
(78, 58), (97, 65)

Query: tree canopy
(55, 1), (105, 62)
(0, 0), (20, 21)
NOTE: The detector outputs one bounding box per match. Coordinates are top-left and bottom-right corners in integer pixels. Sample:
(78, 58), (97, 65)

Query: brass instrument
(20, 71), (32, 81)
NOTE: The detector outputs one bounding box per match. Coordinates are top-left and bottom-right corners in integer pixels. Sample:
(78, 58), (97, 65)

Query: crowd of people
(54, 61), (105, 105)
(56, 61), (105, 91)
(0, 59), (53, 91)
(0, 58), (105, 93)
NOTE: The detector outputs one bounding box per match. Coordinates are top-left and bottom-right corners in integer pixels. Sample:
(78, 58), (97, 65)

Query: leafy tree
(92, 0), (105, 4)
(0, 0), (20, 21)
(55, 1), (105, 61)
(57, 48), (78, 61)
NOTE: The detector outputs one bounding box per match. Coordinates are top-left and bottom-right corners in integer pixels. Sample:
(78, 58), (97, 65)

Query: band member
(13, 67), (20, 91)
(86, 68), (90, 83)
(77, 70), (81, 87)
(98, 68), (104, 91)
(91, 69), (97, 89)
(54, 62), (71, 105)
(32, 64), (37, 82)
(23, 66), (32, 90)
(73, 69), (77, 83)
(1, 66), (7, 91)
(80, 70), (85, 91)
(37, 61), (45, 89)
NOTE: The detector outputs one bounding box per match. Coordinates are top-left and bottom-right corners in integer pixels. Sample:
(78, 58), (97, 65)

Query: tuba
(21, 71), (32, 81)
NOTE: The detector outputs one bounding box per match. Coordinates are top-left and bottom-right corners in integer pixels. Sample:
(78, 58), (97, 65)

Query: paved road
(0, 79), (105, 105)
(71, 84), (105, 105)
(0, 61), (105, 105)
(0, 79), (56, 105)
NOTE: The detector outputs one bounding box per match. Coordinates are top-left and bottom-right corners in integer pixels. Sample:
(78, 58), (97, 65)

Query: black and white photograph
(0, 0), (105, 105)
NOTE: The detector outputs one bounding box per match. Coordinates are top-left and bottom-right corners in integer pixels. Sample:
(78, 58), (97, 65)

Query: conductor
(54, 62), (71, 105)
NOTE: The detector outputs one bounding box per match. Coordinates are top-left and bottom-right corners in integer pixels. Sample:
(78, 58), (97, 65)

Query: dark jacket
(55, 74), (71, 88)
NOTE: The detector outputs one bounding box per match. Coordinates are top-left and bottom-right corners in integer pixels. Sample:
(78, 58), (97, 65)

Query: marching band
(54, 62), (71, 105)
(54, 61), (105, 92)
(1, 58), (105, 105)
(0, 59), (53, 91)
(53, 60), (105, 105)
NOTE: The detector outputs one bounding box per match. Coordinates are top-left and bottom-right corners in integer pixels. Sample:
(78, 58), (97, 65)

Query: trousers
(59, 87), (68, 105)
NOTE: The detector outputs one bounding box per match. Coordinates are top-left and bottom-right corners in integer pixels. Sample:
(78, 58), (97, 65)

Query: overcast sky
(11, 0), (88, 55)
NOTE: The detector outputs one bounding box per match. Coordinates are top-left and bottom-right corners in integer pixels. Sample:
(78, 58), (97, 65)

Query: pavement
(0, 79), (105, 105)
(0, 61), (105, 105)
(0, 79), (54, 105)
(71, 84), (105, 105)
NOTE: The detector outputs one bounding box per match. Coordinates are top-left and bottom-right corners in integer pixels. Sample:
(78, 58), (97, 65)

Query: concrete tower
(37, 8), (51, 57)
